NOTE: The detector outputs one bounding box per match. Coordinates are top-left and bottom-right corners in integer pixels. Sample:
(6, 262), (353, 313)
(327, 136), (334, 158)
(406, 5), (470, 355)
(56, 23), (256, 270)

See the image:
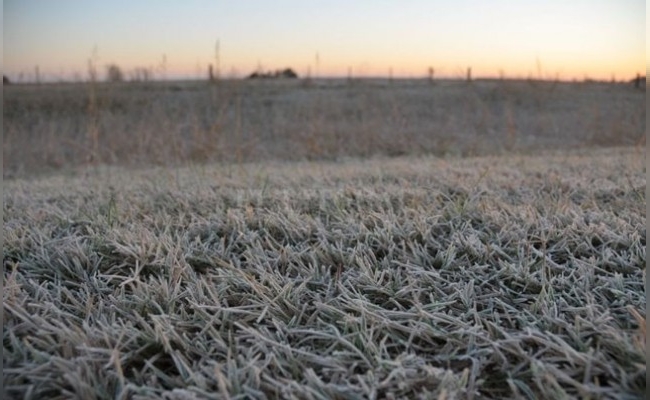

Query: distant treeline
(2, 70), (645, 86)
(247, 68), (298, 79)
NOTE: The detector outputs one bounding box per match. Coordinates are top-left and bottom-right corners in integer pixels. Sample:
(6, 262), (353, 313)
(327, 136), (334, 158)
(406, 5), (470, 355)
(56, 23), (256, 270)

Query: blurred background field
(3, 77), (645, 179)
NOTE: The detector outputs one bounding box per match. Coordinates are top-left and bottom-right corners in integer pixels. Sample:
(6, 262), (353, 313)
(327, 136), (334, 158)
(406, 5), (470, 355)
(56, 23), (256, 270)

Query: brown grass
(2, 78), (645, 178)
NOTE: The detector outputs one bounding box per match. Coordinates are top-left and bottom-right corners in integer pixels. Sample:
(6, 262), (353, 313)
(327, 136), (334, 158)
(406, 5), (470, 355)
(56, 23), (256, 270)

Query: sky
(2, 0), (646, 82)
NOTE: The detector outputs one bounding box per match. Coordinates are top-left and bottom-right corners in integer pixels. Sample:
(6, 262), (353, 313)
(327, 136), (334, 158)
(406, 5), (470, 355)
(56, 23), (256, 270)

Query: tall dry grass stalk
(86, 53), (101, 166)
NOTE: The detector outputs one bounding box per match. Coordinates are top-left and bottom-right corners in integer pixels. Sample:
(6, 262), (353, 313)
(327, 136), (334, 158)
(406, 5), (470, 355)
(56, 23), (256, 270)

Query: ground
(2, 79), (647, 399)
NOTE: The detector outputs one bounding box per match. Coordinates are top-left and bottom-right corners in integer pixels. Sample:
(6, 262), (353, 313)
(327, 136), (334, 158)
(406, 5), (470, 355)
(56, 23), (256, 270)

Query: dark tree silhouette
(106, 64), (124, 82)
(632, 73), (645, 89)
(248, 68), (298, 79)
(279, 68), (298, 78)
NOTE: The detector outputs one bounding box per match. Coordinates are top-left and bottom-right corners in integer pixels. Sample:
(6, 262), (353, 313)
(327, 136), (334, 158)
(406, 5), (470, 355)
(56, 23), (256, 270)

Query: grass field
(3, 78), (645, 178)
(2, 79), (647, 399)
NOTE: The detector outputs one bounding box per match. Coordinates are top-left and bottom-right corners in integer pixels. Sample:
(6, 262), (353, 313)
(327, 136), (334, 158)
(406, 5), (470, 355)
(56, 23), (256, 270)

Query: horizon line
(3, 73), (646, 85)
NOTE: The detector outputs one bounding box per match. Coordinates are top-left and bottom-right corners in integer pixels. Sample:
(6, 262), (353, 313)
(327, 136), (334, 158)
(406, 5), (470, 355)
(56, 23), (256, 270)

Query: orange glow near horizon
(3, 1), (645, 82)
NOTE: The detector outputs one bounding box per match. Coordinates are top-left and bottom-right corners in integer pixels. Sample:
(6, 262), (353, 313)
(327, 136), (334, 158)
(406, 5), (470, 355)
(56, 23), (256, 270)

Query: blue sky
(3, 0), (646, 81)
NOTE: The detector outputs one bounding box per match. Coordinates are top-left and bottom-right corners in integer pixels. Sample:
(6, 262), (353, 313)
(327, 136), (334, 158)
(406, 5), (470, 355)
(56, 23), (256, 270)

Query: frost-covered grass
(3, 146), (645, 399)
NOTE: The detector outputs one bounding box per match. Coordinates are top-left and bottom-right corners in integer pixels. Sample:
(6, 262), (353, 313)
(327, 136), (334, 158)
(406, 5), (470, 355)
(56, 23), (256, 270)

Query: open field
(3, 78), (645, 178)
(2, 79), (647, 398)
(3, 144), (646, 399)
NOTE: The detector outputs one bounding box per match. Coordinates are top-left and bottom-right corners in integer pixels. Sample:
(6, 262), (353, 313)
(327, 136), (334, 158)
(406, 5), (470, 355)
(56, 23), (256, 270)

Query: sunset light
(3, 0), (646, 82)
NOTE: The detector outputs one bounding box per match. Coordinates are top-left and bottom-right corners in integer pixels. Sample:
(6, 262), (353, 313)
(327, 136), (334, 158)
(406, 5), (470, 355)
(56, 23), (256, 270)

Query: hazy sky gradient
(3, 0), (646, 81)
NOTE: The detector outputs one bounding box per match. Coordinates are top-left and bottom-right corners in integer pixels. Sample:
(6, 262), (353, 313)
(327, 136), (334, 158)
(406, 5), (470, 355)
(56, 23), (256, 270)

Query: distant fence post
(466, 67), (472, 82)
